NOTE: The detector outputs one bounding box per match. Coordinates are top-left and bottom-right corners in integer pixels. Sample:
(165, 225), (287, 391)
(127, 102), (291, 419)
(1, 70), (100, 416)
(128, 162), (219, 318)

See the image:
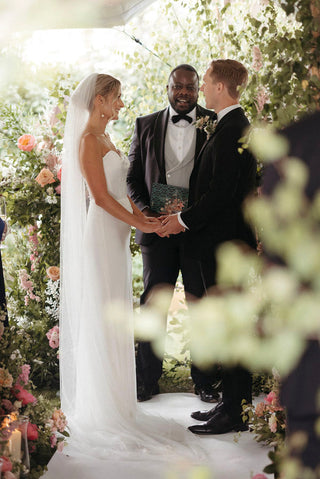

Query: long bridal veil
(60, 73), (98, 419)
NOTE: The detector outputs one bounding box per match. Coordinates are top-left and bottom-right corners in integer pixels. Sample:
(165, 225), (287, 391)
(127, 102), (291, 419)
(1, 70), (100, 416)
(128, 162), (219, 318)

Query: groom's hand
(158, 214), (185, 237)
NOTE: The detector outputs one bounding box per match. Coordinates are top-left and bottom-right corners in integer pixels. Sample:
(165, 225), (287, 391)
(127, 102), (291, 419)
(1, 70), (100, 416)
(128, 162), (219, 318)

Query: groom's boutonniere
(194, 116), (218, 140)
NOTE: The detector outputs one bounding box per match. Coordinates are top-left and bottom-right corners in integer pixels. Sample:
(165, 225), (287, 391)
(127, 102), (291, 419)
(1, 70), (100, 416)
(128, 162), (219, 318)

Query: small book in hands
(150, 183), (189, 214)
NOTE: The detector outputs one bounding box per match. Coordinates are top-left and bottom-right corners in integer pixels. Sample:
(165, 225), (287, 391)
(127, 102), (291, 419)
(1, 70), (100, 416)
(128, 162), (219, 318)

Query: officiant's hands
(157, 214), (185, 237)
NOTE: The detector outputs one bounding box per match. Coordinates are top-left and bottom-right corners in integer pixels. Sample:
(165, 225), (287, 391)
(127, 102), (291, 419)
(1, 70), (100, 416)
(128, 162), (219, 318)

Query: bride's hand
(138, 216), (161, 233)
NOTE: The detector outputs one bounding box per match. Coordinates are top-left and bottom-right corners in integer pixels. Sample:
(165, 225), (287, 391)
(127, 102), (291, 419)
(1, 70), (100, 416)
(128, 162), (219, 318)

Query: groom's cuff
(177, 213), (188, 230)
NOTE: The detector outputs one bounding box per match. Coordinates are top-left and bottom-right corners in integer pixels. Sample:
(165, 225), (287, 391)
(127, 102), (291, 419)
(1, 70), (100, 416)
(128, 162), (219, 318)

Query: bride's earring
(101, 113), (105, 118)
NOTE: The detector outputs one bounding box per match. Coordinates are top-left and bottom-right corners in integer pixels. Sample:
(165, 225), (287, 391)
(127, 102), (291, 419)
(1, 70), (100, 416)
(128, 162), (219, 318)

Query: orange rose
(35, 168), (55, 187)
(46, 266), (60, 281)
(17, 134), (36, 152)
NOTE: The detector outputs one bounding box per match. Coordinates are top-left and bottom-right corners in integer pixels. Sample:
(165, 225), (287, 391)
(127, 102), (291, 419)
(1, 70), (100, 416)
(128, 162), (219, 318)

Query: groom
(160, 59), (257, 434)
(127, 64), (220, 403)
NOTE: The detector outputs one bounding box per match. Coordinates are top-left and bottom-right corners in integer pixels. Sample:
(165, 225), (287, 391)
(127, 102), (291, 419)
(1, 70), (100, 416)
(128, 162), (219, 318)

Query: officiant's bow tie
(171, 114), (193, 124)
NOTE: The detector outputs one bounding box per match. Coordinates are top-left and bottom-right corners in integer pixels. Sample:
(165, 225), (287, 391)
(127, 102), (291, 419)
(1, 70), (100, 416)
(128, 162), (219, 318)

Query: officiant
(127, 64), (220, 403)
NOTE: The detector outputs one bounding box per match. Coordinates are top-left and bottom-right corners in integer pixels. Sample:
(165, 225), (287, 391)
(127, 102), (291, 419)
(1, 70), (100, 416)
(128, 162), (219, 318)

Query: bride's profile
(59, 73), (205, 462)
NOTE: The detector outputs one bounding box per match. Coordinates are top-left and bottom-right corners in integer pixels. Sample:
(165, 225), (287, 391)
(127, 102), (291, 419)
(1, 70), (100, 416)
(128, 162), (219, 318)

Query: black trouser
(136, 234), (218, 390)
(222, 366), (252, 421)
(280, 340), (320, 470)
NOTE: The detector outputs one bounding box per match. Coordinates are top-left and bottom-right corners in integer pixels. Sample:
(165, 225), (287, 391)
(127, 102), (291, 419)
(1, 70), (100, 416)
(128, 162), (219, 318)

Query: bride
(60, 73), (205, 462)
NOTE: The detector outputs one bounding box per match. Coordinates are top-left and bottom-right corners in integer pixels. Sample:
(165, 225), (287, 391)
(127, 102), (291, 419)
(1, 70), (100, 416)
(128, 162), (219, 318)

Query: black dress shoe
(191, 401), (224, 421)
(188, 410), (249, 435)
(194, 386), (220, 403)
(137, 384), (159, 402)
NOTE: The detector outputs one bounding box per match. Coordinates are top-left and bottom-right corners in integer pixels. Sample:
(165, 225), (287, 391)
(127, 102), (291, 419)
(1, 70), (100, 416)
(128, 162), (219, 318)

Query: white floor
(43, 393), (270, 479)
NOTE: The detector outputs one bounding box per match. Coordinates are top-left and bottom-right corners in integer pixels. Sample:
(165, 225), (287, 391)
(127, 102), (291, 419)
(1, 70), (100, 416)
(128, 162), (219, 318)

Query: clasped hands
(143, 213), (185, 237)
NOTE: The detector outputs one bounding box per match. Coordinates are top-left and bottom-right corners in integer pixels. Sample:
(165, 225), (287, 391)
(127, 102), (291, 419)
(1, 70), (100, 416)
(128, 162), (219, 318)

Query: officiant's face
(167, 69), (199, 114)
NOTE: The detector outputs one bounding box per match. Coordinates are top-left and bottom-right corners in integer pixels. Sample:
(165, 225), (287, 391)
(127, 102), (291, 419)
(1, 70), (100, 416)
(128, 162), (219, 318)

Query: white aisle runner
(43, 393), (270, 479)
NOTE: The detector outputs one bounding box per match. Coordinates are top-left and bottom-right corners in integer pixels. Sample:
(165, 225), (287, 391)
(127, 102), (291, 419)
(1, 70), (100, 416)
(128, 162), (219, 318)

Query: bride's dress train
(62, 150), (205, 463)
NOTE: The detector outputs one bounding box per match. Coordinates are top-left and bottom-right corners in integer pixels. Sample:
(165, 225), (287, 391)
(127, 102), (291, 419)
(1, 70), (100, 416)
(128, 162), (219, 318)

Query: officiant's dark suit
(127, 64), (219, 402)
(161, 60), (257, 434)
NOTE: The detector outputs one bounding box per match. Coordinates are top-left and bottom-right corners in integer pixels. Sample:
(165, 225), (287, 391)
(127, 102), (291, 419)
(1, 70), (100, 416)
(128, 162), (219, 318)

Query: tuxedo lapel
(194, 107), (244, 164)
(154, 107), (169, 182)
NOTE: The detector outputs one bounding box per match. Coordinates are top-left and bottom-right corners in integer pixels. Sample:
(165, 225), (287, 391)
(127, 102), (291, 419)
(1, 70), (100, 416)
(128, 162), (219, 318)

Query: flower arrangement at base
(0, 324), (68, 479)
(242, 382), (286, 477)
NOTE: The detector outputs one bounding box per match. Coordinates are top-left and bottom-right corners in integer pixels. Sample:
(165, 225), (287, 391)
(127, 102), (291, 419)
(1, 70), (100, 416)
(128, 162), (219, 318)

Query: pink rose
(0, 456), (12, 472)
(55, 185), (61, 195)
(27, 423), (38, 440)
(57, 166), (62, 182)
(46, 326), (59, 349)
(265, 391), (277, 405)
(252, 475), (268, 479)
(46, 266), (60, 281)
(13, 383), (37, 405)
(35, 168), (55, 187)
(17, 134), (36, 152)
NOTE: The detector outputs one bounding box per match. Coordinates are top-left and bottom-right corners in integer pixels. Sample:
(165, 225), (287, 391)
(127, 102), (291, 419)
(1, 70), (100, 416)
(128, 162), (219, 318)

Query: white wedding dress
(63, 149), (205, 463)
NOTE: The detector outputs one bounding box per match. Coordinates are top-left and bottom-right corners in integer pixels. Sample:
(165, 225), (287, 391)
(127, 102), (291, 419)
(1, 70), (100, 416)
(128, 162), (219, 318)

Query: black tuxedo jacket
(127, 104), (216, 245)
(181, 107), (257, 260)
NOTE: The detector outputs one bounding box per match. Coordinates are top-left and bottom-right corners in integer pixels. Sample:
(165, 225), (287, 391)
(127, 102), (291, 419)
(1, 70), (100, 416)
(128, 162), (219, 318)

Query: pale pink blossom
(55, 185), (61, 195)
(4, 471), (17, 479)
(255, 401), (266, 417)
(57, 441), (65, 452)
(268, 413), (277, 433)
(254, 86), (270, 114)
(0, 368), (13, 388)
(47, 408), (67, 433)
(252, 45), (263, 72)
(50, 106), (62, 128)
(252, 474), (268, 479)
(50, 434), (57, 448)
(46, 326), (59, 349)
(45, 153), (59, 170)
(18, 364), (31, 385)
(19, 270), (40, 302)
(1, 399), (14, 412)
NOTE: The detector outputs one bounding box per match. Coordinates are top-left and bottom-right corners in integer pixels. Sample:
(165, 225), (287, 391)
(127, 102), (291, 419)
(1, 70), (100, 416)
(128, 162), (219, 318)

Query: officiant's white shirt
(165, 106), (197, 189)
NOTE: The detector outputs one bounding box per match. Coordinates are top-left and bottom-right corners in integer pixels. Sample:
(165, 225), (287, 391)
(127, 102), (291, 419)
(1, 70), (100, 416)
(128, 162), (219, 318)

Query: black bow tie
(171, 114), (193, 124)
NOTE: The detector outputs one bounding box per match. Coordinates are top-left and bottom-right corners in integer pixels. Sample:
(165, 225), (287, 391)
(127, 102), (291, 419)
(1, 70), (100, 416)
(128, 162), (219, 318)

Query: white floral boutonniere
(194, 116), (218, 140)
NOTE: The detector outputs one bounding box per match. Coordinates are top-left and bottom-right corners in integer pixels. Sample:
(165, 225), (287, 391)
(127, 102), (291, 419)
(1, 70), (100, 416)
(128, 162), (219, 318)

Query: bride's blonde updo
(71, 73), (121, 112)
(95, 74), (121, 97)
